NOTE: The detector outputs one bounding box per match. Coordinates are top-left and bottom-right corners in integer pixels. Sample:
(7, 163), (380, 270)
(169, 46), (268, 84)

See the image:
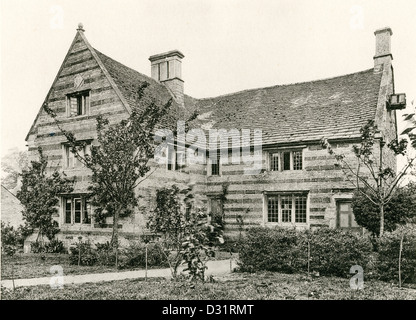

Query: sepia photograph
(1, 0), (416, 308)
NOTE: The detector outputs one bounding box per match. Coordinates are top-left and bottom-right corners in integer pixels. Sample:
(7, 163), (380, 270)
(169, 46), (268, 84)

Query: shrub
(1, 222), (22, 256)
(305, 228), (373, 277)
(237, 227), (373, 278)
(95, 241), (116, 266)
(375, 224), (416, 284)
(118, 242), (169, 269)
(45, 239), (66, 254)
(69, 240), (98, 266)
(31, 241), (46, 253)
(238, 227), (305, 273)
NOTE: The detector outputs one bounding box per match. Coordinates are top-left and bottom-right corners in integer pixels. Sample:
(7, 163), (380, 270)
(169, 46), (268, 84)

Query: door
(336, 201), (361, 230)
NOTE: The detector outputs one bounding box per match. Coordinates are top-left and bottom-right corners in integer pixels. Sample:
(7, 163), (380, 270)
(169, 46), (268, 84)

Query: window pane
(74, 199), (81, 223)
(68, 148), (74, 168)
(283, 152), (291, 170)
(84, 95), (90, 114)
(70, 97), (78, 116)
(295, 195), (307, 223)
(293, 151), (303, 170)
(270, 153), (279, 171)
(65, 199), (72, 224)
(281, 196), (292, 222)
(211, 152), (220, 175)
(84, 199), (91, 224)
(268, 197), (278, 222)
(77, 96), (83, 115)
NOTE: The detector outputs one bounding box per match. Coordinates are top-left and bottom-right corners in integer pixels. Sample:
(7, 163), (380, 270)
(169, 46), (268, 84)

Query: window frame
(267, 148), (304, 172)
(67, 90), (90, 117)
(62, 143), (90, 169)
(264, 192), (309, 226)
(62, 196), (92, 225)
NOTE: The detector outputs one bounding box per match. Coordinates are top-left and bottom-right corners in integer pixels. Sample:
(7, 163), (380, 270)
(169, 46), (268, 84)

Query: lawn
(2, 271), (415, 300)
(1, 253), (120, 280)
(1, 251), (235, 280)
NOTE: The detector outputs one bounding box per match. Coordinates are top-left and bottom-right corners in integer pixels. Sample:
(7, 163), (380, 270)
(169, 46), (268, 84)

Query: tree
(321, 112), (416, 237)
(1, 148), (29, 192)
(351, 183), (416, 236)
(44, 82), (172, 267)
(147, 185), (224, 281)
(16, 148), (73, 244)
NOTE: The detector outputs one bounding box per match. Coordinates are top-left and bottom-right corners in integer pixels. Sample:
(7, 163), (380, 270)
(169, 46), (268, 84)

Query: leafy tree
(352, 183), (416, 236)
(44, 83), (172, 267)
(1, 148), (29, 192)
(16, 148), (73, 244)
(321, 111), (416, 237)
(147, 185), (224, 281)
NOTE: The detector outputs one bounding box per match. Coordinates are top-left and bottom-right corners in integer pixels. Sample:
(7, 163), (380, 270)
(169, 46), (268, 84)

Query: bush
(238, 227), (305, 273)
(95, 241), (116, 266)
(45, 239), (66, 254)
(305, 228), (373, 277)
(31, 241), (46, 253)
(237, 227), (373, 278)
(1, 222), (22, 256)
(69, 240), (98, 266)
(375, 224), (416, 284)
(118, 242), (169, 269)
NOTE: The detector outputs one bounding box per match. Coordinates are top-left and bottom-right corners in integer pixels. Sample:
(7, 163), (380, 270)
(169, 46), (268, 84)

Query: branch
(384, 157), (416, 202)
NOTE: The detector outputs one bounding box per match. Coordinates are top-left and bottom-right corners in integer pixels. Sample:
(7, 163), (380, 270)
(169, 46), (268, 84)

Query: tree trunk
(112, 206), (121, 269)
(379, 203), (385, 237)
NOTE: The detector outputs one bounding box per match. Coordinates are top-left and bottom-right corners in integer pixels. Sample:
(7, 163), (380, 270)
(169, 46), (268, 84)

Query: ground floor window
(336, 200), (360, 229)
(208, 197), (223, 224)
(265, 193), (308, 224)
(63, 196), (91, 225)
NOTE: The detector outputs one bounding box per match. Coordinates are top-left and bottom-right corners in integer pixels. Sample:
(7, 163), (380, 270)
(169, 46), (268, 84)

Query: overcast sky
(1, 0), (416, 157)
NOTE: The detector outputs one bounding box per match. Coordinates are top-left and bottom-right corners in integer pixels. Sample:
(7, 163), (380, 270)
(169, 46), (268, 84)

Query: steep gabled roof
(26, 30), (182, 141)
(26, 27), (385, 146)
(186, 68), (383, 145)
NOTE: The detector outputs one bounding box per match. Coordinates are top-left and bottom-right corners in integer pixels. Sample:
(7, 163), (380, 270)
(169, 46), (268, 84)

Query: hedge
(238, 227), (373, 278)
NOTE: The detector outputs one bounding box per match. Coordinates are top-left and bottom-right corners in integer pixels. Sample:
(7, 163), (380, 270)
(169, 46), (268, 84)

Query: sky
(1, 0), (416, 158)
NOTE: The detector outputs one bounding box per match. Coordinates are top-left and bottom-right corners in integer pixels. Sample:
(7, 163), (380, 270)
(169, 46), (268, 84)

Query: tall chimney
(149, 50), (185, 106)
(374, 27), (393, 68)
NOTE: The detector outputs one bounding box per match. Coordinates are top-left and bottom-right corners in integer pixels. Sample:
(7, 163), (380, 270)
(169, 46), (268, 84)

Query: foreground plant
(147, 185), (224, 281)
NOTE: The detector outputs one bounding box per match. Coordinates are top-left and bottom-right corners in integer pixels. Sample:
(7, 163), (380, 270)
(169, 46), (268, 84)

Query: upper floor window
(166, 147), (186, 172)
(269, 149), (303, 171)
(265, 193), (308, 224)
(63, 143), (90, 169)
(67, 91), (90, 117)
(209, 152), (220, 176)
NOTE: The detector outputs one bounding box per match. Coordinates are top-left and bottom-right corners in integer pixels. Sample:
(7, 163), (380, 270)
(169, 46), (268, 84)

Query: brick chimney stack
(374, 27), (393, 68)
(149, 50), (185, 106)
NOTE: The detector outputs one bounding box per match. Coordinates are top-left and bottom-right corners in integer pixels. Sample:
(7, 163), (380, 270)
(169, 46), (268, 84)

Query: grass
(2, 271), (415, 300)
(1, 253), (121, 280)
(1, 251), (235, 280)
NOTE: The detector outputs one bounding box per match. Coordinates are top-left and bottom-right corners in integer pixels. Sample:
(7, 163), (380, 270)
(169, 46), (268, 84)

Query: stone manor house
(25, 25), (405, 247)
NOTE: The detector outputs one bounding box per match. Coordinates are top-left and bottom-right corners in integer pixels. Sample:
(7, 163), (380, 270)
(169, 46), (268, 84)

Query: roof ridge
(196, 68), (375, 102)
